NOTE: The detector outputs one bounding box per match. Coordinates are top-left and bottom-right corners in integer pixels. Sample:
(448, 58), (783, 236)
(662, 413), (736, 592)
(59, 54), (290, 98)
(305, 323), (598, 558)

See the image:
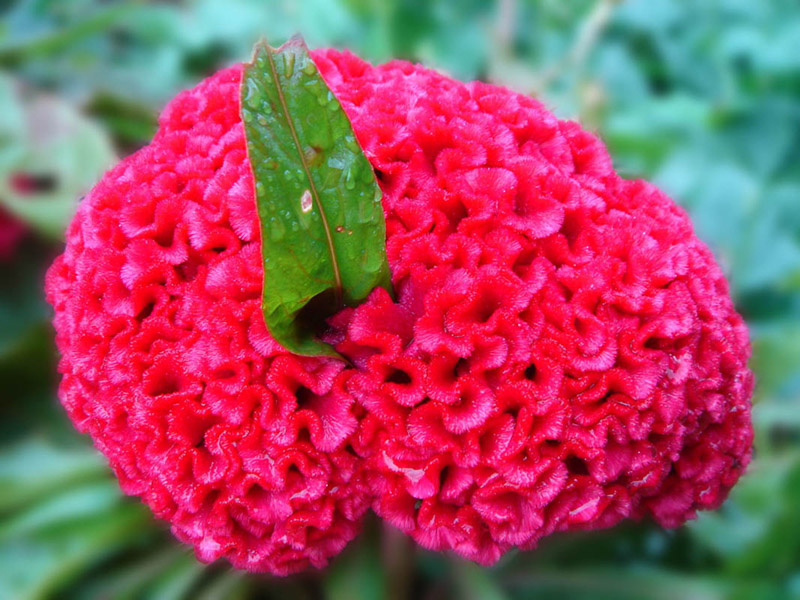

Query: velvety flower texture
(46, 49), (754, 574)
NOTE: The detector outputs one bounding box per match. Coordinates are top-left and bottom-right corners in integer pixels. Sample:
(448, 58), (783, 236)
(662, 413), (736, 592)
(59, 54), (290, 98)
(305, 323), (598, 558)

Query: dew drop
(300, 189), (313, 213)
(270, 217), (286, 240)
(328, 156), (347, 170)
(344, 135), (359, 152)
(284, 52), (296, 78)
(304, 146), (323, 166)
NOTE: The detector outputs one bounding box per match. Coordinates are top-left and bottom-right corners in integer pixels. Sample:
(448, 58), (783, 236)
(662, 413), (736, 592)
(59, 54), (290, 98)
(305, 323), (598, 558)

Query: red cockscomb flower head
(46, 48), (754, 573)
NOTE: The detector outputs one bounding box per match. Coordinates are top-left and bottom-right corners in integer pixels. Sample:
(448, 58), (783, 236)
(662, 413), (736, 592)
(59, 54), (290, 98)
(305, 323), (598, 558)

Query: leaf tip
(287, 32), (307, 47)
(247, 37), (270, 65)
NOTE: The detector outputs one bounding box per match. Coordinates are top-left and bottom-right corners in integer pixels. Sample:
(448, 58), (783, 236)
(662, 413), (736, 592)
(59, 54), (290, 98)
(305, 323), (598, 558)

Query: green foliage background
(0, 0), (798, 598)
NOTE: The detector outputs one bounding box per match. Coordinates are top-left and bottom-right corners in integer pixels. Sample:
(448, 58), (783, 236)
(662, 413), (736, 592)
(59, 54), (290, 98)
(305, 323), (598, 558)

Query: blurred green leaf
(194, 571), (250, 600)
(0, 1), (140, 64)
(69, 548), (192, 600)
(0, 440), (106, 513)
(0, 479), (122, 541)
(0, 250), (48, 358)
(0, 72), (116, 238)
(0, 0), (798, 598)
(0, 502), (150, 600)
(143, 554), (206, 600)
(324, 525), (386, 600)
(455, 562), (510, 600)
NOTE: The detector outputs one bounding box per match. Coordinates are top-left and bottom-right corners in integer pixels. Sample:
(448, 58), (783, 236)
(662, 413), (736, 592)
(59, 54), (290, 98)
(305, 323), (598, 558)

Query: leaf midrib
(264, 45), (343, 308)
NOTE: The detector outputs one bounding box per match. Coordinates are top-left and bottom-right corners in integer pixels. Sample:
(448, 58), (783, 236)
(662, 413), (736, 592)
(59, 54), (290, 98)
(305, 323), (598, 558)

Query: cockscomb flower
(45, 47), (753, 574)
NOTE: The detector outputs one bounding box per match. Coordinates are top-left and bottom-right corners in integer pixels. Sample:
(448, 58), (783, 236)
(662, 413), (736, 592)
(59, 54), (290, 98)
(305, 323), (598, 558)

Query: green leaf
(454, 561), (510, 600)
(323, 524), (386, 600)
(241, 36), (392, 358)
(194, 571), (250, 600)
(0, 1), (139, 64)
(0, 440), (107, 513)
(0, 502), (151, 600)
(143, 553), (205, 600)
(0, 73), (117, 239)
(0, 253), (50, 359)
(69, 548), (189, 600)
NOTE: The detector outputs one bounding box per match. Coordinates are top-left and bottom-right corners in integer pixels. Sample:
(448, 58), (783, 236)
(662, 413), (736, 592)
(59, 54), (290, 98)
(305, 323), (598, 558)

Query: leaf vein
(263, 45), (343, 308)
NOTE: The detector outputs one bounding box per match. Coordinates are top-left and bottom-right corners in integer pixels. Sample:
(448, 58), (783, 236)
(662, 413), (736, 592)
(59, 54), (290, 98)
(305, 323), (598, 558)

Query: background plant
(0, 0), (798, 598)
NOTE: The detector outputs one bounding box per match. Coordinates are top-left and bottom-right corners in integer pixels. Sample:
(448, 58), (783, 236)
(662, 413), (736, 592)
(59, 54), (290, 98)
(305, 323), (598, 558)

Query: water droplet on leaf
(300, 189), (313, 213)
(270, 217), (285, 239)
(344, 170), (355, 190)
(284, 52), (295, 77)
